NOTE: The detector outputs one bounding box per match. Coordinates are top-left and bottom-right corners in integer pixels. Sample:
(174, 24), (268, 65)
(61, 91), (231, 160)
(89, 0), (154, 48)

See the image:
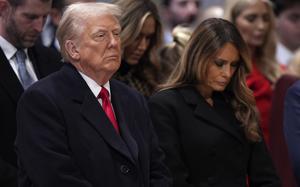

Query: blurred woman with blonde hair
(113, 0), (163, 97)
(224, 0), (281, 146)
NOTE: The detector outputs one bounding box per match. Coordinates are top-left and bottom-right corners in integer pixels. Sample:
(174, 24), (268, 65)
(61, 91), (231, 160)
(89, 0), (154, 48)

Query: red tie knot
(98, 87), (109, 100)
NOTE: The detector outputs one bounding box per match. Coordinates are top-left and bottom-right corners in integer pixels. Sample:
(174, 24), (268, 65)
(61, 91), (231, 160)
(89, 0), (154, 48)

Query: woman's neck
(196, 85), (213, 106)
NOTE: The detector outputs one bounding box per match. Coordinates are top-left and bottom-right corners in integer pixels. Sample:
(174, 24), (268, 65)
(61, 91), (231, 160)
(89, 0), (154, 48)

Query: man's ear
(0, 0), (9, 17)
(65, 40), (80, 61)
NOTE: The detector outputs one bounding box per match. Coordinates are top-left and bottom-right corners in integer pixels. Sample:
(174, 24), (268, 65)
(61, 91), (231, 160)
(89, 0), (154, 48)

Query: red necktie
(98, 87), (120, 134)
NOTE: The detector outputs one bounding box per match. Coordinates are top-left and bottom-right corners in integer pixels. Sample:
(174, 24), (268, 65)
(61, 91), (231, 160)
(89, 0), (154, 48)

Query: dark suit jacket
(0, 44), (61, 187)
(149, 87), (281, 187)
(269, 75), (299, 187)
(284, 80), (300, 186)
(15, 64), (171, 187)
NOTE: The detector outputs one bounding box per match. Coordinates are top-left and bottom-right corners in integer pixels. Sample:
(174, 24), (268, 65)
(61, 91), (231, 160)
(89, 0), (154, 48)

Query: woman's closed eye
(214, 60), (240, 69)
(214, 60), (225, 67)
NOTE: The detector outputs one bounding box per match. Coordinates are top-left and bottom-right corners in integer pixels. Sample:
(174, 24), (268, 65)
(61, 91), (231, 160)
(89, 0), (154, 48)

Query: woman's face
(198, 42), (240, 98)
(124, 15), (156, 65)
(235, 1), (270, 49)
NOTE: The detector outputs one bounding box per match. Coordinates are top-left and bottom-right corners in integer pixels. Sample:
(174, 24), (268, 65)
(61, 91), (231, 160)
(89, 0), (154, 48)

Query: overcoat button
(120, 165), (130, 174)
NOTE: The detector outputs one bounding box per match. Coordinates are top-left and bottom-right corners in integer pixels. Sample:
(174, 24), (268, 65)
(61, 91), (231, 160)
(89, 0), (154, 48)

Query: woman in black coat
(149, 18), (281, 187)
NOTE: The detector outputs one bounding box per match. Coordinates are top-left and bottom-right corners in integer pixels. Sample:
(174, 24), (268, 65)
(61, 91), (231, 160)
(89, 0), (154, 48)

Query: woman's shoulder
(150, 86), (196, 105)
(151, 88), (180, 100)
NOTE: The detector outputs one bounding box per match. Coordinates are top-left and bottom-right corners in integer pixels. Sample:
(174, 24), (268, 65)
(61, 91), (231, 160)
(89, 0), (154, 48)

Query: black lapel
(110, 79), (139, 162)
(0, 48), (24, 103)
(178, 87), (243, 144)
(62, 64), (135, 163)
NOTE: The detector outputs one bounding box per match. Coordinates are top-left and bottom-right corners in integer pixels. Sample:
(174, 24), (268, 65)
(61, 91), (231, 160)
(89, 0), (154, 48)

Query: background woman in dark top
(113, 0), (163, 97)
(149, 18), (280, 187)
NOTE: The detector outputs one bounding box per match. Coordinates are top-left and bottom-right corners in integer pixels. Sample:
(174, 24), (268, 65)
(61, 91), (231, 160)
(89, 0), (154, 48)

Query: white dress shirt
(276, 42), (293, 66)
(0, 36), (38, 82)
(79, 71), (112, 106)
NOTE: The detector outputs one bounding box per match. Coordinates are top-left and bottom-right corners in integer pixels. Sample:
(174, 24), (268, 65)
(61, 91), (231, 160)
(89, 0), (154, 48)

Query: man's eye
(288, 14), (300, 22)
(95, 33), (106, 39)
(25, 15), (37, 20)
(113, 32), (120, 36)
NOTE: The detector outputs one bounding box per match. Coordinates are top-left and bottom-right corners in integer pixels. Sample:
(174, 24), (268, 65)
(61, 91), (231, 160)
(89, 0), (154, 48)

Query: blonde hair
(113, 0), (163, 69)
(161, 18), (261, 142)
(56, 2), (121, 61)
(224, 0), (281, 83)
(160, 25), (192, 78)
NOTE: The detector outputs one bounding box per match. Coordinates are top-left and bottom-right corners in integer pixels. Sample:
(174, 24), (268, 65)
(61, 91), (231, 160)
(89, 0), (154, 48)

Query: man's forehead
(65, 0), (96, 6)
(15, 0), (52, 9)
(172, 0), (200, 4)
(86, 15), (120, 30)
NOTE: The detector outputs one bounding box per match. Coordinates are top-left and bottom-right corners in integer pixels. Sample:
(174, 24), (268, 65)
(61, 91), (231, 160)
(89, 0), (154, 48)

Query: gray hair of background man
(7, 0), (51, 7)
(56, 2), (122, 62)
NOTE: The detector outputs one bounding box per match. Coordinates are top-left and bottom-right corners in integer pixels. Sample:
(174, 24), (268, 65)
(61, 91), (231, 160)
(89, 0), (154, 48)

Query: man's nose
(187, 2), (198, 15)
(108, 33), (119, 47)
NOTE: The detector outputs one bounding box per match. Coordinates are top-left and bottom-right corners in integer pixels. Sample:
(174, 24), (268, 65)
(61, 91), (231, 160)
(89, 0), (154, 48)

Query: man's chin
(22, 38), (38, 47)
(21, 42), (35, 48)
(107, 63), (121, 73)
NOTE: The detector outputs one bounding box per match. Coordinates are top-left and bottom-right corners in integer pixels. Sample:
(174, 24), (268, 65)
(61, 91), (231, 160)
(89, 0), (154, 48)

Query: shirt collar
(78, 71), (111, 99)
(0, 36), (28, 60)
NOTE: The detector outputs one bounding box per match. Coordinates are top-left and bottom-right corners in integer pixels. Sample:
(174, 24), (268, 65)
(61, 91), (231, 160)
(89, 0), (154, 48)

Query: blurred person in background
(149, 18), (280, 187)
(39, 0), (96, 53)
(0, 0), (62, 186)
(273, 0), (300, 66)
(224, 0), (281, 147)
(198, 5), (224, 22)
(269, 49), (300, 187)
(113, 0), (163, 97)
(284, 75), (300, 186)
(159, 25), (192, 81)
(160, 0), (201, 43)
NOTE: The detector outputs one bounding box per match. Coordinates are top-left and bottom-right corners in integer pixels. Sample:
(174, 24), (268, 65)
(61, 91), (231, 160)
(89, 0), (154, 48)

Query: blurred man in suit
(284, 80), (300, 186)
(0, 0), (61, 186)
(39, 0), (96, 52)
(273, 0), (300, 66)
(15, 2), (171, 187)
(160, 0), (201, 43)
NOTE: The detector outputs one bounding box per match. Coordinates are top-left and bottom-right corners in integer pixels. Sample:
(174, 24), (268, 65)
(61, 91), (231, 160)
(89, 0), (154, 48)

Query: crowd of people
(0, 0), (300, 186)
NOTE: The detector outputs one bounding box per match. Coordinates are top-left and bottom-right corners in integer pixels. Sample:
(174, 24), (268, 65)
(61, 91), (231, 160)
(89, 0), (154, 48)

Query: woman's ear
(65, 40), (80, 61)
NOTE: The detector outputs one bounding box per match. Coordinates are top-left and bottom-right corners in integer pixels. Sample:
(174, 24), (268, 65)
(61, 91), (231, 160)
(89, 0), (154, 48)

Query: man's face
(276, 4), (300, 51)
(167, 0), (200, 27)
(4, 0), (51, 48)
(75, 14), (121, 79)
